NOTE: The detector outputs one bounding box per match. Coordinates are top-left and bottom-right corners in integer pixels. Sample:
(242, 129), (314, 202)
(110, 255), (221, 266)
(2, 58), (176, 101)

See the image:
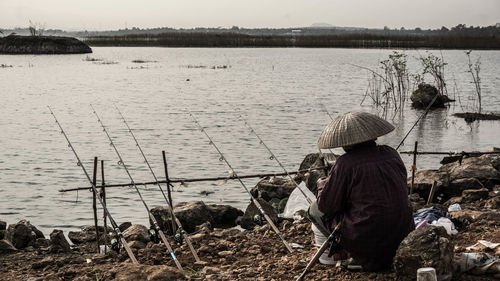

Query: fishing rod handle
(174, 218), (201, 262)
(120, 237), (139, 264)
(184, 235), (201, 262)
(296, 235), (330, 281)
(296, 222), (342, 281)
(158, 229), (184, 271)
(262, 213), (294, 253)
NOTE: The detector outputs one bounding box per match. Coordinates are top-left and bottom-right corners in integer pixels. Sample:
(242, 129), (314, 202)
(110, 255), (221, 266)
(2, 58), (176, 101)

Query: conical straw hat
(317, 111), (395, 149)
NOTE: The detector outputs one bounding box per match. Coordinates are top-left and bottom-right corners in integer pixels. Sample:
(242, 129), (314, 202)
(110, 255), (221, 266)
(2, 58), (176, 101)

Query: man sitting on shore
(309, 111), (414, 271)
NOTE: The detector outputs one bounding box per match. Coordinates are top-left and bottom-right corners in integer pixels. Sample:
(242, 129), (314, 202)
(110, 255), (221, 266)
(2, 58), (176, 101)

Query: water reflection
(0, 47), (498, 235)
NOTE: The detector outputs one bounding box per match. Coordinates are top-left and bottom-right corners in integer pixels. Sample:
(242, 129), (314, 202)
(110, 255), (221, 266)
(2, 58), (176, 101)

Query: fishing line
(90, 104), (183, 271)
(240, 117), (313, 205)
(186, 109), (294, 253)
(114, 104), (201, 262)
(47, 106), (138, 264)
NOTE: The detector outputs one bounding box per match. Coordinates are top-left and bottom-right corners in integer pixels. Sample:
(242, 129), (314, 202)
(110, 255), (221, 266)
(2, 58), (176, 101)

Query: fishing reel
(253, 214), (266, 226)
(149, 227), (160, 244)
(110, 237), (121, 253)
(174, 228), (185, 245)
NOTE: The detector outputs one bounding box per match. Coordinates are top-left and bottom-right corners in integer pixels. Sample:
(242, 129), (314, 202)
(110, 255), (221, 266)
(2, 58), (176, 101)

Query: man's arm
(316, 161), (349, 219)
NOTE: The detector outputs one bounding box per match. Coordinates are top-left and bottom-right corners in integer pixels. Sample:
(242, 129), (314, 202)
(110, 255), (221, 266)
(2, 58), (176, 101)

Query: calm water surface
(0, 47), (499, 235)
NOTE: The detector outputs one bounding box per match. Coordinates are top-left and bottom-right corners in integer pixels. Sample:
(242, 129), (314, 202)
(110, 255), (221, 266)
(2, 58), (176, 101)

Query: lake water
(1, 47), (499, 236)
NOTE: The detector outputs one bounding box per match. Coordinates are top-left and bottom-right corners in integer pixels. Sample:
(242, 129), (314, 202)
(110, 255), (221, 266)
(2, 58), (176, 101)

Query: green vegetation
(79, 24), (500, 49)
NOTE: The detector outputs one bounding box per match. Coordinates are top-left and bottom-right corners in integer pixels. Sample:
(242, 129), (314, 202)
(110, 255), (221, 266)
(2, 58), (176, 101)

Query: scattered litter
(413, 207), (445, 226)
(460, 252), (500, 276)
(415, 220), (428, 230)
(447, 203), (462, 212)
(416, 267), (437, 281)
(86, 258), (92, 263)
(431, 217), (458, 235)
(466, 240), (500, 252)
(290, 243), (304, 249)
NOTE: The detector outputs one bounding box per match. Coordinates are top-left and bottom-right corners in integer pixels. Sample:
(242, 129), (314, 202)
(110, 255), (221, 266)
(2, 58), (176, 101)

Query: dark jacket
(317, 142), (414, 271)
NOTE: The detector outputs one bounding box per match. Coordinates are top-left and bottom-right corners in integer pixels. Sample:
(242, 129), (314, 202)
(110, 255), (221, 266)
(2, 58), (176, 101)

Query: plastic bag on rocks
(431, 217), (458, 235)
(413, 207), (445, 226)
(460, 252), (500, 276)
(447, 203), (462, 212)
(282, 182), (315, 219)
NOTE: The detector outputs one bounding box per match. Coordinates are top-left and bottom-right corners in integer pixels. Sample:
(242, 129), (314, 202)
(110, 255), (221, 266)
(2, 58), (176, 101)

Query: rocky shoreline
(0, 35), (92, 54)
(0, 151), (498, 280)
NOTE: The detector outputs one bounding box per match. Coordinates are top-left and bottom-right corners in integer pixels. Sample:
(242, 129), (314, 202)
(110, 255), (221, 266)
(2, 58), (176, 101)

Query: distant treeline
(84, 30), (500, 49)
(4, 24), (500, 49)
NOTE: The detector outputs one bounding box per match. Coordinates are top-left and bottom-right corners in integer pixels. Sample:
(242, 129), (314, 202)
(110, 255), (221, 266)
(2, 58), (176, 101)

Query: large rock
(206, 204), (243, 228)
(0, 239), (17, 253)
(443, 155), (500, 187)
(393, 225), (454, 281)
(297, 153), (336, 194)
(0, 230), (5, 240)
(238, 198), (278, 230)
(0, 220), (6, 230)
(6, 220), (44, 249)
(461, 188), (489, 203)
(250, 177), (296, 201)
(410, 154), (500, 202)
(110, 263), (185, 281)
(151, 202), (239, 234)
(122, 224), (150, 244)
(0, 35), (92, 54)
(49, 229), (71, 252)
(68, 225), (111, 244)
(151, 201), (212, 234)
(410, 83), (453, 108)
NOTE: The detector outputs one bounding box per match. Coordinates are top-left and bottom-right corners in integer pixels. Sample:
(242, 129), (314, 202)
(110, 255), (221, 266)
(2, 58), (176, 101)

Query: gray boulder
(49, 229), (71, 252)
(68, 225), (112, 244)
(461, 188), (489, 203)
(122, 224), (150, 244)
(250, 177), (296, 201)
(0, 239), (17, 253)
(151, 201), (212, 234)
(297, 153), (336, 194)
(151, 201), (240, 234)
(6, 220), (44, 249)
(119, 222), (132, 232)
(393, 225), (454, 281)
(207, 204), (243, 228)
(410, 154), (500, 202)
(410, 83), (453, 108)
(238, 198), (278, 230)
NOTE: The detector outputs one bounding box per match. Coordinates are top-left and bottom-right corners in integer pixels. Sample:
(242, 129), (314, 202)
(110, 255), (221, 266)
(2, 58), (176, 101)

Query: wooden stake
(92, 157), (100, 253)
(101, 159), (107, 254)
(427, 180), (438, 205)
(162, 150), (176, 234)
(409, 141), (418, 195)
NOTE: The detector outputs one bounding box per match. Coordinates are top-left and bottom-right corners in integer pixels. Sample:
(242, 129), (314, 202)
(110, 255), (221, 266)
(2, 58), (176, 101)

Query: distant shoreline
(83, 32), (500, 50)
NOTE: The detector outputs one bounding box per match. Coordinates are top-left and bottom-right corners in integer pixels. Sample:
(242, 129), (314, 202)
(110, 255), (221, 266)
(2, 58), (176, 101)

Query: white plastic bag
(431, 217), (458, 235)
(282, 182), (315, 218)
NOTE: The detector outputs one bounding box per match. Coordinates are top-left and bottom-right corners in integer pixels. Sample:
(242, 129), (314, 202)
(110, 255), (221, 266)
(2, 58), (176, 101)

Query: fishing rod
(296, 222), (342, 281)
(90, 105), (183, 271)
(240, 117), (313, 205)
(47, 106), (138, 264)
(187, 110), (294, 253)
(114, 105), (201, 262)
(395, 92), (441, 150)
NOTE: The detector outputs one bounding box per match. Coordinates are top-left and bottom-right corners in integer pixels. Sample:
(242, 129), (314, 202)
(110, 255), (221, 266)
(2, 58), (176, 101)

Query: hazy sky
(2, 0), (499, 31)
